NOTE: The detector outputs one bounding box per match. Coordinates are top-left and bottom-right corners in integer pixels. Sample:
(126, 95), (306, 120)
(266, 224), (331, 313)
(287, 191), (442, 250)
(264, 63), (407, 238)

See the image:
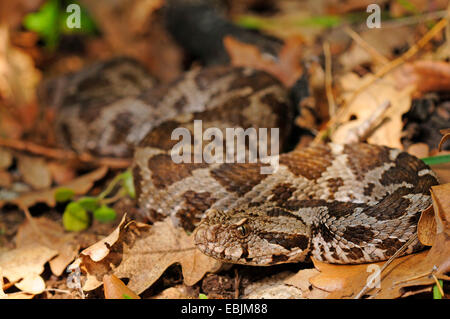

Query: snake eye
(236, 224), (250, 238)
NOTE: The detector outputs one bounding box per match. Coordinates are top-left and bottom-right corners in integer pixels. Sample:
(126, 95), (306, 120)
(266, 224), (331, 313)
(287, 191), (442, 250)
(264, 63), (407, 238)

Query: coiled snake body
(40, 58), (439, 265)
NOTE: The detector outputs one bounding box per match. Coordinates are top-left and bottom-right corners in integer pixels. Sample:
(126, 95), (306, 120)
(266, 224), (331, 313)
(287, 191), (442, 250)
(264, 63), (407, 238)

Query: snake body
(40, 58), (439, 265)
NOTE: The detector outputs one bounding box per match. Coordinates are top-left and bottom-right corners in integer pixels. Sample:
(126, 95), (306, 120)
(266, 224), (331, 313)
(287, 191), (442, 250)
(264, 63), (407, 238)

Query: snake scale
(39, 57), (439, 265)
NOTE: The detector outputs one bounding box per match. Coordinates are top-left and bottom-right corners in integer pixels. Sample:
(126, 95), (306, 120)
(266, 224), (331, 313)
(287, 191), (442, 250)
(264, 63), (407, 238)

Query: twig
(0, 137), (131, 168)
(354, 234), (419, 299)
(348, 18), (448, 107)
(344, 26), (390, 65)
(346, 100), (391, 143)
(432, 274), (445, 297)
(323, 41), (337, 118)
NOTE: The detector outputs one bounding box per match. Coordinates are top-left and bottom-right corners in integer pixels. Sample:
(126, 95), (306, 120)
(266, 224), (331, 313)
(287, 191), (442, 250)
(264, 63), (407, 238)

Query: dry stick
(354, 234), (419, 299)
(234, 268), (241, 299)
(345, 100), (391, 143)
(0, 137), (131, 169)
(315, 17), (449, 143)
(343, 26), (390, 65)
(323, 41), (337, 118)
(432, 274), (445, 297)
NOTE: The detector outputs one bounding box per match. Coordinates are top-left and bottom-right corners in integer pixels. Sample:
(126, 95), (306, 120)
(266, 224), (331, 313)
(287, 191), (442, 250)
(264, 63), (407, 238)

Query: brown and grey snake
(39, 57), (439, 265)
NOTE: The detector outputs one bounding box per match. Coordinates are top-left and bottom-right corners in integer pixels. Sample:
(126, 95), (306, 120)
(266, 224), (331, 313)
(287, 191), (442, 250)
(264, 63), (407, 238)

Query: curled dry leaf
(103, 274), (140, 299)
(417, 205), (436, 246)
(74, 216), (221, 295)
(438, 129), (450, 152)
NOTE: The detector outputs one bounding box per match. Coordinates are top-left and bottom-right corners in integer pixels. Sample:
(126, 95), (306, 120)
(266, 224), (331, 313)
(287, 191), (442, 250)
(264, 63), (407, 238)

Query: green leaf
(198, 293), (208, 299)
(23, 0), (60, 48)
(63, 202), (90, 232)
(93, 205), (117, 223)
(77, 196), (100, 212)
(122, 294), (132, 299)
(120, 170), (136, 199)
(433, 280), (444, 299)
(55, 187), (75, 202)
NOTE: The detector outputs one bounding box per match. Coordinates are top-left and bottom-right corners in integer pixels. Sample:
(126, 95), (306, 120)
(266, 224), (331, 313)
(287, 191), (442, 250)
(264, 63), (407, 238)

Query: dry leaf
(417, 205), (436, 246)
(394, 61), (450, 97)
(407, 143), (430, 159)
(224, 35), (303, 87)
(75, 217), (221, 295)
(0, 165), (108, 209)
(332, 72), (413, 148)
(0, 147), (13, 169)
(47, 161), (77, 185)
(0, 244), (57, 287)
(15, 274), (45, 295)
(103, 274), (140, 299)
(284, 268), (319, 291)
(17, 154), (52, 190)
(153, 285), (197, 299)
(15, 217), (80, 276)
(242, 272), (303, 299)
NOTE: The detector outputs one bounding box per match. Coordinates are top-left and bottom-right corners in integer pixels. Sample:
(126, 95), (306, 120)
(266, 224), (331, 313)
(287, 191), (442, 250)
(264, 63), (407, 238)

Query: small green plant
(56, 169), (135, 232)
(23, 0), (97, 49)
(198, 293), (208, 299)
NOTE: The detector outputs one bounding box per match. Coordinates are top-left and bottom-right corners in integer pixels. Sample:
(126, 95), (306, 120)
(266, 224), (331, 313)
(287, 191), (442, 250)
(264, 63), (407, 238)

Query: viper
(39, 57), (439, 266)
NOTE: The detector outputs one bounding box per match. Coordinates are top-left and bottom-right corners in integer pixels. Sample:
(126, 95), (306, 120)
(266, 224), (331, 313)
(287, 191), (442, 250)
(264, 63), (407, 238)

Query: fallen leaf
(0, 26), (41, 138)
(283, 268), (320, 292)
(224, 35), (303, 87)
(0, 244), (57, 287)
(407, 143), (430, 159)
(0, 147), (13, 169)
(103, 274), (140, 299)
(417, 205), (436, 246)
(0, 165), (108, 209)
(394, 61), (450, 97)
(332, 72), (414, 149)
(153, 285), (197, 299)
(15, 273), (45, 295)
(15, 217), (80, 276)
(47, 161), (77, 185)
(339, 26), (414, 71)
(17, 154), (52, 190)
(0, 170), (12, 188)
(75, 217), (221, 295)
(242, 272), (303, 299)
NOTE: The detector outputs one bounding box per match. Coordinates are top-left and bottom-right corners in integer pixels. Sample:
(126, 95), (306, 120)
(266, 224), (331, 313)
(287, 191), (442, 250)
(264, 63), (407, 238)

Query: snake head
(194, 206), (312, 266)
